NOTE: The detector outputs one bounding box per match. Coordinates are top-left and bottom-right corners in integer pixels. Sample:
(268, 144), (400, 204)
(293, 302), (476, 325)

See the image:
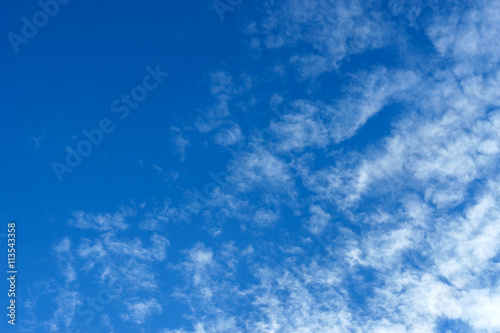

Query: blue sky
(1, 0), (500, 332)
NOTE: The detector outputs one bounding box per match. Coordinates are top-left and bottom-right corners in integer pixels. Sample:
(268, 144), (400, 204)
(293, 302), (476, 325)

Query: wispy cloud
(247, 0), (393, 78)
(121, 298), (163, 325)
(69, 207), (136, 231)
(170, 126), (190, 161)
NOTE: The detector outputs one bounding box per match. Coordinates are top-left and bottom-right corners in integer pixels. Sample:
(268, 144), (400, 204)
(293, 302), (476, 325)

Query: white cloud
(228, 144), (294, 194)
(305, 205), (331, 235)
(45, 211), (172, 330)
(270, 101), (330, 152)
(171, 126), (190, 161)
(212, 123), (244, 147)
(48, 289), (81, 332)
(249, 0), (392, 78)
(69, 207), (135, 231)
(121, 298), (163, 325)
(196, 71), (236, 133)
(103, 233), (169, 262)
(254, 208), (279, 228)
(269, 68), (419, 153)
(75, 232), (169, 293)
(53, 238), (77, 283)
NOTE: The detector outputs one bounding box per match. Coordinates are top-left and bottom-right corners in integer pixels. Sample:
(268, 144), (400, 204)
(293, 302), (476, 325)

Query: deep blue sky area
(1, 0), (500, 332)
